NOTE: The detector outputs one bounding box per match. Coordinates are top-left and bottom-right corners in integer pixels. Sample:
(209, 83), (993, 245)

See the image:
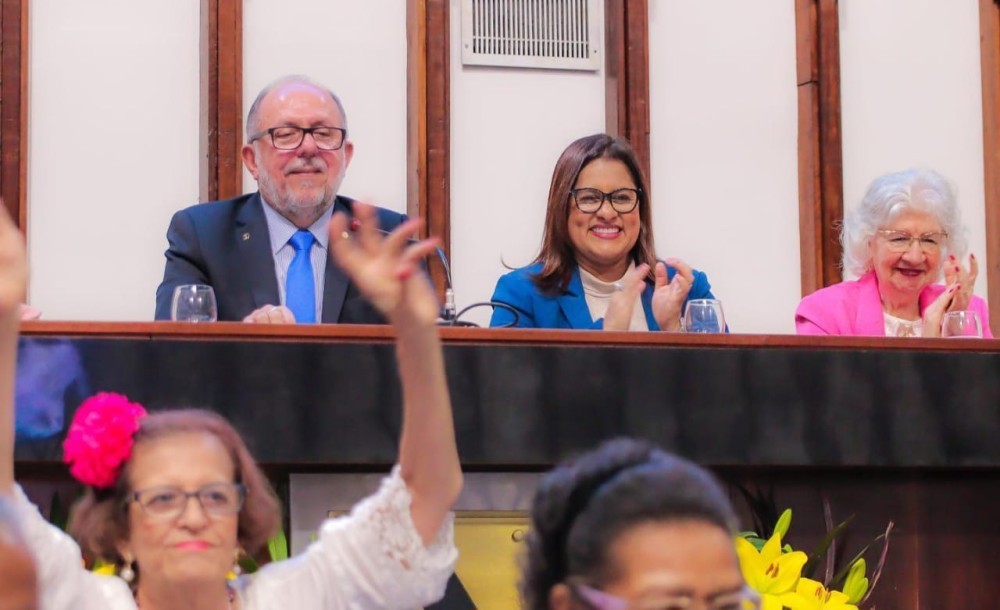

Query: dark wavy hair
(67, 409), (282, 586)
(521, 438), (737, 610)
(532, 134), (658, 294)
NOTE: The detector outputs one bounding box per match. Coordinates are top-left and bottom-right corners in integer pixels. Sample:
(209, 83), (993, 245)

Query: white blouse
(11, 466), (457, 610)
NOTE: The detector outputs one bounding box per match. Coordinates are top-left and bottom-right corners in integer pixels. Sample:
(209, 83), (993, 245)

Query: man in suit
(155, 75), (407, 324)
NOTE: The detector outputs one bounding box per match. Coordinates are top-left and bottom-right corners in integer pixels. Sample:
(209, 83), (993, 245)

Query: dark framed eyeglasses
(130, 482), (247, 520)
(570, 188), (641, 214)
(248, 126), (347, 151)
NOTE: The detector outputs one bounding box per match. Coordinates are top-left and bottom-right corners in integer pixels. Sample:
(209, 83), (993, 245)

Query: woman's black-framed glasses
(248, 126), (347, 151)
(130, 482), (247, 520)
(570, 188), (641, 214)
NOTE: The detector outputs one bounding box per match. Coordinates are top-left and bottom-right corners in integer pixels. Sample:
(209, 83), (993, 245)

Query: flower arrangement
(736, 502), (892, 610)
(62, 392), (147, 489)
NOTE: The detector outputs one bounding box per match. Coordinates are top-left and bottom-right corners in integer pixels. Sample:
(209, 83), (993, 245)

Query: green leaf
(841, 558), (869, 604)
(268, 528), (289, 562)
(802, 515), (855, 579)
(774, 508), (792, 539)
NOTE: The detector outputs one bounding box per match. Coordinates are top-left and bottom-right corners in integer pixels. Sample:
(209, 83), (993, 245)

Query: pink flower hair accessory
(63, 392), (148, 489)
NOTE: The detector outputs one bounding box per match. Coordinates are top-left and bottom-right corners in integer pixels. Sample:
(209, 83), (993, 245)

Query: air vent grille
(461, 0), (600, 71)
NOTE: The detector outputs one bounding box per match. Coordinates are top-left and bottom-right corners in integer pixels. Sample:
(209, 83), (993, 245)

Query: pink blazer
(795, 271), (993, 337)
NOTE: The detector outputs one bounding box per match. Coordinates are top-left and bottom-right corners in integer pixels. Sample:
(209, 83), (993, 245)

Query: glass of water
(170, 285), (218, 322)
(683, 299), (726, 333)
(941, 310), (982, 338)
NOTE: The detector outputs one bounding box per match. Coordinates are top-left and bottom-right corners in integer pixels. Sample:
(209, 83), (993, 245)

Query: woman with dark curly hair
(0, 204), (463, 610)
(523, 438), (757, 610)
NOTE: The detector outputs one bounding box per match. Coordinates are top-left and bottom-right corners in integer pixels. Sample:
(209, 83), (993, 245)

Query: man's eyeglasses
(876, 229), (948, 254)
(248, 126), (347, 151)
(570, 581), (761, 610)
(570, 188), (641, 214)
(130, 483), (247, 520)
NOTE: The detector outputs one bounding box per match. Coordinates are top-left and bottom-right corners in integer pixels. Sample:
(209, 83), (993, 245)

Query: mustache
(284, 159), (327, 175)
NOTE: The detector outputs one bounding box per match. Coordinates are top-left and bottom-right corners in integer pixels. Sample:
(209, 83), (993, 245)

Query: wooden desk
(13, 322), (1000, 608)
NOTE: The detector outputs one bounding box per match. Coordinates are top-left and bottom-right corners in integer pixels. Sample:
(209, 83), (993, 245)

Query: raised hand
(329, 203), (441, 328)
(921, 282), (959, 338)
(0, 203), (26, 493)
(0, 206), (26, 321)
(651, 258), (694, 332)
(943, 253), (978, 312)
(603, 263), (649, 331)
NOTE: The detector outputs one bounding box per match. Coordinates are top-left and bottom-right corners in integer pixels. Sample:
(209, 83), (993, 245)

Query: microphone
(348, 218), (457, 321)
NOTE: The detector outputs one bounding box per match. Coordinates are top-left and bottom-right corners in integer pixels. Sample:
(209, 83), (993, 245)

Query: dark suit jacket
(154, 193), (407, 323)
(488, 262), (716, 329)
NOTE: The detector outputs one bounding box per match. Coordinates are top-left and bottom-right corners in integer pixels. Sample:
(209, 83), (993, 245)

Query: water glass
(170, 285), (218, 322)
(683, 299), (726, 333)
(941, 310), (982, 338)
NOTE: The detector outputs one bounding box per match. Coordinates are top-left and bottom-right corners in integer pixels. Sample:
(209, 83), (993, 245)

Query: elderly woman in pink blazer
(796, 168), (992, 337)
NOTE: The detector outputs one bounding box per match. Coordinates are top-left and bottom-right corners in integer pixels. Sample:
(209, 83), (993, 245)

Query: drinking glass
(683, 299), (726, 333)
(170, 285), (218, 322)
(941, 310), (982, 338)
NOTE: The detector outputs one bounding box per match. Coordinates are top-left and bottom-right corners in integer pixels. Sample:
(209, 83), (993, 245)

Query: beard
(257, 159), (339, 226)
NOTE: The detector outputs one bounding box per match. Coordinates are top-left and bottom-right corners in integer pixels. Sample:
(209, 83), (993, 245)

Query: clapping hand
(603, 263), (649, 331)
(943, 253), (978, 312)
(0, 205), (26, 321)
(329, 203), (441, 327)
(651, 258), (694, 332)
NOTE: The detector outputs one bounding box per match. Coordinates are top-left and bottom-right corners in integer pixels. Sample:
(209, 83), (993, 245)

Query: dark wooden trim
(604, 0), (651, 187)
(980, 0), (1000, 337)
(406, 0), (450, 296)
(0, 0), (28, 229)
(795, 0), (844, 296)
(200, 0), (243, 202)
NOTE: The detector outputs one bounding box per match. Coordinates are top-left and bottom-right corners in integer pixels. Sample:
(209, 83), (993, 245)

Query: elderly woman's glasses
(130, 483), (247, 520)
(570, 188), (640, 214)
(569, 581), (761, 610)
(247, 126), (347, 151)
(876, 230), (948, 253)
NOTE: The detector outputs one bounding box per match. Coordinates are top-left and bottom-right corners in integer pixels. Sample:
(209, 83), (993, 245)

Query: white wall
(242, 0), (408, 212)
(839, 0), (988, 300)
(27, 1), (200, 320)
(449, 0), (607, 325)
(648, 0), (801, 334)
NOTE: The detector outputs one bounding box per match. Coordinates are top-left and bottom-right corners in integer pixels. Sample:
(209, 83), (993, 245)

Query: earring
(120, 559), (135, 583)
(231, 548), (244, 577)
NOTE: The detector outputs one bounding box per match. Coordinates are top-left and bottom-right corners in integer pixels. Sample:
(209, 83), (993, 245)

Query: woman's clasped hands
(603, 259), (694, 332)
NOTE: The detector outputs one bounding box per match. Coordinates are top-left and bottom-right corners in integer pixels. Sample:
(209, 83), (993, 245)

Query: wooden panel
(407, 0), (450, 297)
(0, 0), (28, 229)
(200, 0), (243, 202)
(981, 0), (1000, 337)
(795, 0), (843, 296)
(604, 0), (651, 188)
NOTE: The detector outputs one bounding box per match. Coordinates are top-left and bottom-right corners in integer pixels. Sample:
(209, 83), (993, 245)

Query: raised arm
(329, 204), (462, 545)
(0, 205), (27, 495)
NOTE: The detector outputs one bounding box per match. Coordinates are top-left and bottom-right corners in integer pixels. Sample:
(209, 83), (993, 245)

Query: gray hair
(840, 168), (967, 277)
(245, 74), (349, 139)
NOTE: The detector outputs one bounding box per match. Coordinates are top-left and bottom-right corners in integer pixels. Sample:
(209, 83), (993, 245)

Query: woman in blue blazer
(490, 134), (716, 330)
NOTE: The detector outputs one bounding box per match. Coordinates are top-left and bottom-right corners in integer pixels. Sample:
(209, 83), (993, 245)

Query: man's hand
(242, 304), (297, 324)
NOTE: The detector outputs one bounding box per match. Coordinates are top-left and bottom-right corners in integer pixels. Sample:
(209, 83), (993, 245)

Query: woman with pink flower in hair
(0, 204), (463, 610)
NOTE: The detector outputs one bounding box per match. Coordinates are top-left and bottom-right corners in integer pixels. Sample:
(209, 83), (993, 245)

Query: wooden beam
(0, 0), (28, 229)
(605, 0), (651, 188)
(980, 0), (1000, 337)
(200, 0), (243, 203)
(795, 0), (844, 296)
(407, 0), (450, 297)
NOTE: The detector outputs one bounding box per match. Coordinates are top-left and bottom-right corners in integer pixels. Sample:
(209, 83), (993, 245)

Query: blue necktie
(286, 230), (316, 323)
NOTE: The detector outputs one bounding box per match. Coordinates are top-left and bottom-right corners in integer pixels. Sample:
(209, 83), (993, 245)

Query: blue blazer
(489, 262), (715, 329)
(154, 193), (406, 323)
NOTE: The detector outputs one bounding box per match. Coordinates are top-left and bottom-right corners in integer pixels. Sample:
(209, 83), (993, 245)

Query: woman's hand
(651, 259), (694, 332)
(0, 203), (26, 493)
(943, 253), (978, 312)
(0, 206), (26, 322)
(921, 282), (960, 337)
(603, 263), (649, 331)
(329, 203), (441, 328)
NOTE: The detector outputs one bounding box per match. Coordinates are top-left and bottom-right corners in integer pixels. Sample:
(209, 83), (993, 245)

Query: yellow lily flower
(92, 563), (116, 576)
(735, 533), (808, 610)
(783, 578), (858, 610)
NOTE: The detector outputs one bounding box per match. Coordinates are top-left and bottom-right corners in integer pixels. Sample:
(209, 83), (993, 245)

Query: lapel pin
(242, 232), (251, 241)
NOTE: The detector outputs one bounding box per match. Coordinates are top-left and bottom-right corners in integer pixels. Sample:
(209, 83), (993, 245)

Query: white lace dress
(10, 466), (457, 610)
